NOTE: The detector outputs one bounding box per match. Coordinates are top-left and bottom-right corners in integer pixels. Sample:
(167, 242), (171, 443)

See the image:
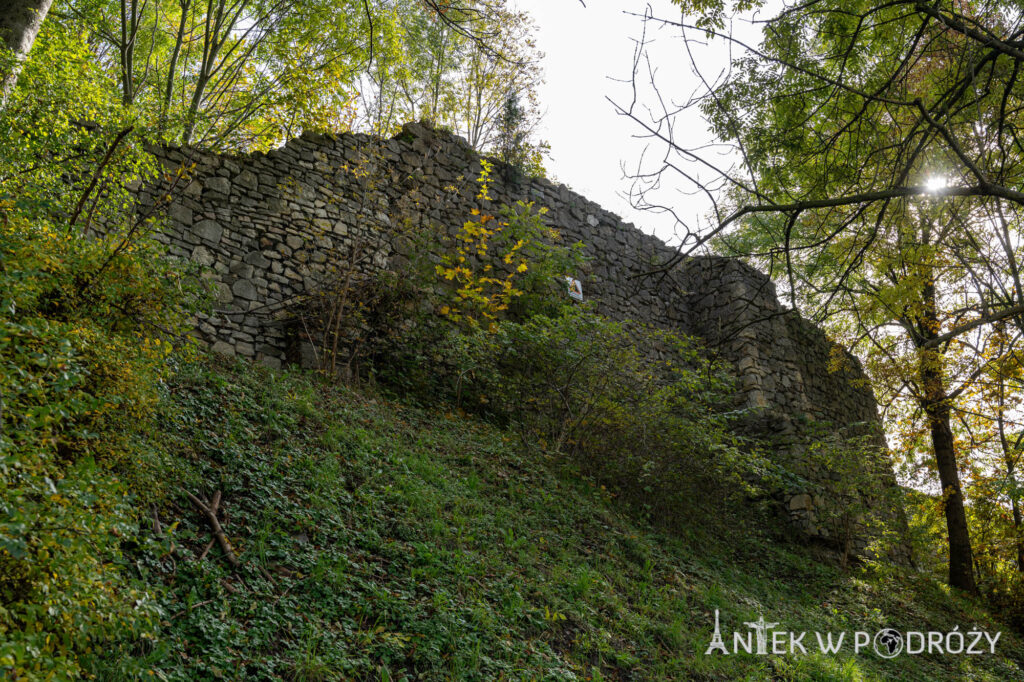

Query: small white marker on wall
(565, 276), (583, 302)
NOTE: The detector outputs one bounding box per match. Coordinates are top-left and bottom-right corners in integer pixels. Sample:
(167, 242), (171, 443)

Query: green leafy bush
(984, 570), (1024, 631)
(0, 26), (200, 675)
(0, 25), (157, 227)
(440, 307), (767, 527)
(434, 197), (584, 327)
(347, 189), (583, 398)
(0, 214), (199, 679)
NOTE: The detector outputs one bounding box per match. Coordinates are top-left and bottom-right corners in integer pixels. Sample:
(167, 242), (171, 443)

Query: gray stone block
(211, 340), (235, 356)
(170, 203), (194, 225)
(237, 170), (258, 190)
(214, 282), (234, 304)
(232, 279), (258, 300)
(206, 176), (231, 194)
(194, 219), (223, 243)
(192, 245), (215, 266)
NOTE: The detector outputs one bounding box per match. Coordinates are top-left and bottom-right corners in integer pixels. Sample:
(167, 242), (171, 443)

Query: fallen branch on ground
(185, 490), (241, 569)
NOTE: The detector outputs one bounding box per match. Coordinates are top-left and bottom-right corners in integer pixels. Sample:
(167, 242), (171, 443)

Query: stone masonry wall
(138, 121), (902, 550)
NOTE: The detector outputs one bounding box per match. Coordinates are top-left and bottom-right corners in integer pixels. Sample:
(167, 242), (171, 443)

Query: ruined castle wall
(674, 256), (878, 426)
(141, 123), (692, 369)
(138, 121), (901, 549)
(142, 122), (877, 421)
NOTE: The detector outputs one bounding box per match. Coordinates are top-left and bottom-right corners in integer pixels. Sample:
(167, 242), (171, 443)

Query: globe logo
(873, 629), (904, 658)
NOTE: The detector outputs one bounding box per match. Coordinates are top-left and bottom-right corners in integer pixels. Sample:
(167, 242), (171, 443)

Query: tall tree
(57, 0), (373, 149)
(494, 90), (547, 176)
(446, 0), (542, 153)
(616, 0), (1024, 593)
(356, 0), (546, 165)
(0, 0), (54, 104)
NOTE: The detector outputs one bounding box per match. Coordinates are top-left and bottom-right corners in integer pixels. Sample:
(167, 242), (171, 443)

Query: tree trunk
(1009, 459), (1024, 572)
(0, 0), (54, 106)
(996, 401), (1024, 572)
(161, 0), (191, 130)
(917, 275), (978, 594)
(921, 388), (978, 593)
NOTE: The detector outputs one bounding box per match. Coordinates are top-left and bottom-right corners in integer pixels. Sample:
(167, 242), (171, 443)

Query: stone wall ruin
(138, 121), (903, 552)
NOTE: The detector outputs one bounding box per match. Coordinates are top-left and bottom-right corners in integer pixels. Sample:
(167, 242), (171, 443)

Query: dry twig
(185, 490), (240, 569)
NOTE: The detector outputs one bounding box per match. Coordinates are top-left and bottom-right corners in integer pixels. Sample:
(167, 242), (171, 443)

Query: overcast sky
(513, 1), (696, 243)
(511, 1), (778, 248)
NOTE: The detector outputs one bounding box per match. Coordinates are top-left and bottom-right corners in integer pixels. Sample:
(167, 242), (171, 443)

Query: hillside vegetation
(3, 160), (1024, 681)
(5, 0), (1024, 677)
(92, 358), (1024, 680)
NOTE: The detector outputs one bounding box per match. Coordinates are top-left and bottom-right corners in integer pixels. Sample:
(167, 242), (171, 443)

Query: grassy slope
(108, 358), (1024, 681)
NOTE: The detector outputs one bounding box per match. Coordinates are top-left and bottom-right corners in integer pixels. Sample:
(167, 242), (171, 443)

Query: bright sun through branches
(925, 176), (949, 193)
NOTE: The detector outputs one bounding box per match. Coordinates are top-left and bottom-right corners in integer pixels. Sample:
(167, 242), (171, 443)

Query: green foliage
(981, 567), (1024, 632)
(356, 173), (583, 397)
(54, 0), (369, 149)
(690, 0), (1024, 596)
(797, 424), (905, 564)
(360, 0), (547, 165)
(8, 0), (546, 156)
(440, 307), (767, 528)
(0, 217), (197, 679)
(435, 196), (584, 328)
(904, 487), (948, 577)
(0, 29), (200, 675)
(495, 91), (548, 178)
(671, 0), (764, 33)
(907, 484), (1024, 629)
(965, 492), (1024, 630)
(0, 24), (154, 225)
(87, 357), (1024, 681)
(346, 268), (446, 394)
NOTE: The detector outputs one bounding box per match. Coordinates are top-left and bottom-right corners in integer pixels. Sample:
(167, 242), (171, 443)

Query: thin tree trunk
(996, 381), (1024, 572)
(119, 0), (135, 104)
(1004, 447), (1024, 572)
(0, 0), (53, 106)
(917, 275), (978, 594)
(161, 0), (191, 130)
(183, 0), (221, 143)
